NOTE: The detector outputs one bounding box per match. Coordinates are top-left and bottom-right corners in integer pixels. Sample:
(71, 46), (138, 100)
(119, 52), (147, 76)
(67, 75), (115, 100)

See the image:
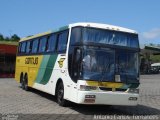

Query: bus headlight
(80, 85), (98, 91)
(128, 88), (139, 94)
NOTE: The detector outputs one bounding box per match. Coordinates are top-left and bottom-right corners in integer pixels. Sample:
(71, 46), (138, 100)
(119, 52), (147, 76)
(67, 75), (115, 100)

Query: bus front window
(80, 49), (139, 83)
(81, 49), (115, 82)
(69, 27), (140, 84)
(116, 51), (139, 83)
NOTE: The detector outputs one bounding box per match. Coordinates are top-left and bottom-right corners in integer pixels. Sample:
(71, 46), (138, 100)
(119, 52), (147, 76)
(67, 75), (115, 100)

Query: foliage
(0, 34), (4, 41)
(0, 34), (20, 42)
(150, 55), (160, 63)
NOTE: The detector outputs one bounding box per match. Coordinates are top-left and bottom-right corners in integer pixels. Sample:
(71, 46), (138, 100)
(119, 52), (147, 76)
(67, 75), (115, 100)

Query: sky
(0, 0), (160, 46)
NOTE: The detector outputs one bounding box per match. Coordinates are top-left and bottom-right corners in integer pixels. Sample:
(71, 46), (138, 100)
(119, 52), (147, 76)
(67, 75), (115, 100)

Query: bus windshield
(70, 27), (140, 83)
(115, 51), (139, 83)
(81, 48), (139, 83)
(82, 49), (115, 82)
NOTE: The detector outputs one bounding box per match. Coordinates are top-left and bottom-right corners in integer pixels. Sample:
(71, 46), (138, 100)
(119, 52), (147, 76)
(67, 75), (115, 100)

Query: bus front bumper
(77, 91), (139, 106)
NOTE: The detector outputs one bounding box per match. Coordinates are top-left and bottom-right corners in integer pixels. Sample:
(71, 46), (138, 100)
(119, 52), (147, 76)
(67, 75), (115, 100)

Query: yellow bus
(15, 22), (140, 106)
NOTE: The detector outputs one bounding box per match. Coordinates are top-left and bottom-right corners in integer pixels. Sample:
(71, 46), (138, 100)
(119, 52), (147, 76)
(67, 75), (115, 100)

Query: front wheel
(56, 82), (67, 106)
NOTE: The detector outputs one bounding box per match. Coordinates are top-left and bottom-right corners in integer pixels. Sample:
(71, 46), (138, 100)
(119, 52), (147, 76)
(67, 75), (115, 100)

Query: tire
(56, 82), (67, 106)
(24, 75), (29, 91)
(20, 74), (25, 89)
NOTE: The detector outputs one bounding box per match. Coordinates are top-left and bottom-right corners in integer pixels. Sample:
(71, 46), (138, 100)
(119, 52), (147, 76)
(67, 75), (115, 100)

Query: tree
(5, 37), (10, 41)
(10, 34), (20, 41)
(0, 34), (4, 41)
(0, 34), (20, 42)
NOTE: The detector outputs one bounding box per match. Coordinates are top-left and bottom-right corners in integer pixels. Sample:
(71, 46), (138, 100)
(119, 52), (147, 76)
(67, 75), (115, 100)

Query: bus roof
(69, 22), (138, 34)
(20, 22), (137, 42)
(20, 25), (68, 42)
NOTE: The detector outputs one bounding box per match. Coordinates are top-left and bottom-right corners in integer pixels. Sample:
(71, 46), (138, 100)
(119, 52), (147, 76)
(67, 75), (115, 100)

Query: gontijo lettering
(25, 57), (38, 65)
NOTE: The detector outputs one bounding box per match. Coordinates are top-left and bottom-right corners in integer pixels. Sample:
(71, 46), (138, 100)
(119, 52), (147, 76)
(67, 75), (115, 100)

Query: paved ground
(0, 75), (160, 120)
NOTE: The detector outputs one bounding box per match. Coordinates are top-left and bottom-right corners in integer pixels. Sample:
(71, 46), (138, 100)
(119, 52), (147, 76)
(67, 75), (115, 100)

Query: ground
(0, 75), (160, 120)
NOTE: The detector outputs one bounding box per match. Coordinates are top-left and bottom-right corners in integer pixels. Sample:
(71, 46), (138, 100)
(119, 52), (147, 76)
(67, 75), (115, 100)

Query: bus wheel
(56, 82), (67, 106)
(20, 75), (25, 89)
(24, 75), (29, 91)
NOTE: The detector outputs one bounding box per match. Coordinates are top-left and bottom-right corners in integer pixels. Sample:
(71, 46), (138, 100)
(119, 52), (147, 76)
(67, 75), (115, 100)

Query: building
(140, 45), (160, 74)
(0, 41), (18, 78)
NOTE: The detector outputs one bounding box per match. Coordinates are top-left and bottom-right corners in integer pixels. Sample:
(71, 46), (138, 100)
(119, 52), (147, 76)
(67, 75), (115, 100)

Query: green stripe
(35, 54), (58, 85)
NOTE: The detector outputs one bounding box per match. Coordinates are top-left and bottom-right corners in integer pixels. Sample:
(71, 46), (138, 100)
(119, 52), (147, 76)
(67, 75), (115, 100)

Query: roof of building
(0, 41), (18, 46)
(0, 42), (17, 54)
(141, 45), (160, 55)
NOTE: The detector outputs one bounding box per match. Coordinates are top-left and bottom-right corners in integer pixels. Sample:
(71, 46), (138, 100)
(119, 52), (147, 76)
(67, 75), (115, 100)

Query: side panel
(15, 55), (43, 86)
(15, 54), (71, 97)
(35, 54), (58, 85)
(15, 54), (58, 87)
(32, 54), (69, 94)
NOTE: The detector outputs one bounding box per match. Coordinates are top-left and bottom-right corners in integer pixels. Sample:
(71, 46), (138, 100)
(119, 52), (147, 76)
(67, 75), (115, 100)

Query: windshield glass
(69, 27), (140, 83)
(115, 51), (139, 83)
(81, 48), (115, 82)
(80, 48), (139, 83)
(83, 28), (139, 48)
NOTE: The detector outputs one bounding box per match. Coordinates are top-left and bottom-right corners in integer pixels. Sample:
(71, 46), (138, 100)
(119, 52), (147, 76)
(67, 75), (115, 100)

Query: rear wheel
(24, 75), (29, 91)
(56, 82), (67, 106)
(20, 74), (25, 89)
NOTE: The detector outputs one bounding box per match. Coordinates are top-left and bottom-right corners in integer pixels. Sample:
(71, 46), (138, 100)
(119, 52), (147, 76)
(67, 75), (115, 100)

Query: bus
(15, 22), (140, 106)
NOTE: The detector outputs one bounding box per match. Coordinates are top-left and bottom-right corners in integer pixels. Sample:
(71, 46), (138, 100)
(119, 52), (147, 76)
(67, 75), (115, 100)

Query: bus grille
(99, 87), (127, 92)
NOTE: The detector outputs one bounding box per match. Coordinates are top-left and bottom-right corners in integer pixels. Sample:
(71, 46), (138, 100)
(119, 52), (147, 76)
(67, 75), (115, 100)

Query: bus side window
(39, 36), (47, 53)
(57, 30), (69, 53)
(70, 27), (82, 45)
(26, 41), (32, 53)
(46, 34), (57, 52)
(31, 39), (39, 54)
(21, 42), (26, 53)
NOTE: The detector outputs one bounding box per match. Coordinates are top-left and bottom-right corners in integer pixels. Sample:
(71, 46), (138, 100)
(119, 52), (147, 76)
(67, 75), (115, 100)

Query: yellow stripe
(86, 81), (123, 88)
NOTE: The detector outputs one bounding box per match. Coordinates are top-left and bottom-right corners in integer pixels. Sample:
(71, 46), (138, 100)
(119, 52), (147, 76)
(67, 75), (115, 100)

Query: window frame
(20, 42), (26, 53)
(56, 30), (69, 53)
(26, 40), (32, 54)
(17, 29), (69, 56)
(31, 38), (39, 54)
(46, 33), (57, 53)
(18, 43), (22, 53)
(38, 36), (48, 53)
